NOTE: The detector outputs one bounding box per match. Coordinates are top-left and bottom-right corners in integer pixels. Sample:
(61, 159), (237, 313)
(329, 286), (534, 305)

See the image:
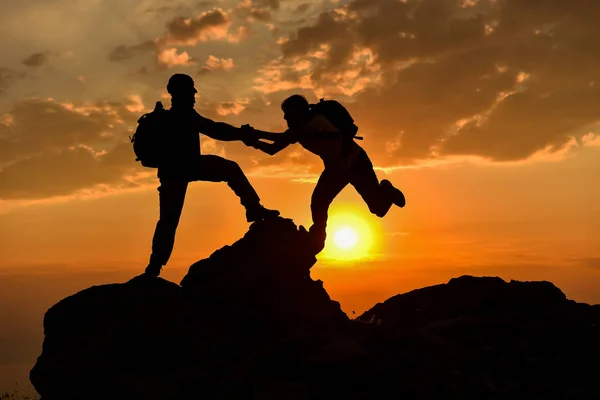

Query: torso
(158, 108), (201, 178)
(294, 114), (362, 170)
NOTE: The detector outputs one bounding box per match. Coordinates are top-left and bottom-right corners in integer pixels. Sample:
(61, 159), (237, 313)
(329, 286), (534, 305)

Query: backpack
(308, 98), (363, 140)
(129, 101), (167, 168)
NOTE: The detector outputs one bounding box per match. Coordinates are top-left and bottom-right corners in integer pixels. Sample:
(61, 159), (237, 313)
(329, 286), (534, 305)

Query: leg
(191, 155), (279, 221)
(311, 168), (350, 230)
(307, 168), (350, 254)
(147, 179), (188, 275)
(348, 151), (393, 218)
(192, 155), (260, 206)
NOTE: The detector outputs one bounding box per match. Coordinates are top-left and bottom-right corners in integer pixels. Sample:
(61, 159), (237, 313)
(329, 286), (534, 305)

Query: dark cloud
(145, 5), (176, 14)
(281, 12), (349, 59)
(0, 97), (141, 165)
(163, 8), (229, 45)
(22, 52), (48, 67)
(296, 3), (311, 13)
(144, 2), (218, 15)
(108, 41), (156, 62)
(197, 1), (215, 7)
(253, 0), (280, 10)
(274, 0), (600, 163)
(0, 68), (24, 95)
(109, 8), (233, 69)
(0, 97), (145, 199)
(0, 145), (135, 200)
(251, 8), (272, 21)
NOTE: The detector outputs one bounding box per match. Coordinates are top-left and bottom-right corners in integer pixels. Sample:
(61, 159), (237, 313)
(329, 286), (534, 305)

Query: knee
(224, 159), (242, 173)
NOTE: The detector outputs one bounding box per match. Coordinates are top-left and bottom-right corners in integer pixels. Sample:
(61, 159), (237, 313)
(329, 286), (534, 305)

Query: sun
(334, 227), (358, 249)
(320, 210), (377, 261)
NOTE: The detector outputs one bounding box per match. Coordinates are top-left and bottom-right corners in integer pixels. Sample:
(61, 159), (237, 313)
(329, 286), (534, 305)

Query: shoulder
(193, 110), (214, 124)
(308, 114), (339, 132)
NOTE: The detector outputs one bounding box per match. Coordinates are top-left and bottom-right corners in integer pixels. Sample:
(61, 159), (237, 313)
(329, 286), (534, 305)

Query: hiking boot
(380, 179), (406, 208)
(246, 204), (280, 222)
(144, 263), (162, 277)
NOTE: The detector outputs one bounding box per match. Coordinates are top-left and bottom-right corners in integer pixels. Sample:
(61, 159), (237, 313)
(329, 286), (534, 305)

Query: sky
(1, 0), (600, 393)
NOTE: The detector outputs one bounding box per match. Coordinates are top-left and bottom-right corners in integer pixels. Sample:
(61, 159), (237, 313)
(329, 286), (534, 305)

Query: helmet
(166, 74), (196, 95)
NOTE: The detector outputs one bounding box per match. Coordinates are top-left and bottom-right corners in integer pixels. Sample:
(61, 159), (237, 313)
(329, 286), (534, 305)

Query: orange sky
(1, 0), (600, 393)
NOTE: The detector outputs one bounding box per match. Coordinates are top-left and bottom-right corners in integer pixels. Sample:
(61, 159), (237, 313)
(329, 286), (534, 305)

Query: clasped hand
(241, 124), (259, 147)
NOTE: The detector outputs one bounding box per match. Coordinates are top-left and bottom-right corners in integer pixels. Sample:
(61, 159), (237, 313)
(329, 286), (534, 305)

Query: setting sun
(334, 227), (358, 249)
(320, 210), (377, 261)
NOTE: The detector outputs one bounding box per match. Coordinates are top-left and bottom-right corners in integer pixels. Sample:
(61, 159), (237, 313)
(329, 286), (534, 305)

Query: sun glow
(334, 227), (358, 249)
(321, 211), (376, 261)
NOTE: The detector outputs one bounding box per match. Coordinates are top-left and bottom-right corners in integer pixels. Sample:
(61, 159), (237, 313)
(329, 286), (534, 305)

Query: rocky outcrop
(30, 218), (600, 399)
(30, 218), (360, 400)
(355, 275), (600, 399)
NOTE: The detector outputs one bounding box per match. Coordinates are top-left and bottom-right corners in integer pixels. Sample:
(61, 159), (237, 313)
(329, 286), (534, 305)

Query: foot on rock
(144, 263), (162, 278)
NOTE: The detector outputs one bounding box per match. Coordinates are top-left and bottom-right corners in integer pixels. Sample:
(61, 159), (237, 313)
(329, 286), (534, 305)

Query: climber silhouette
(144, 74), (279, 277)
(244, 94), (405, 251)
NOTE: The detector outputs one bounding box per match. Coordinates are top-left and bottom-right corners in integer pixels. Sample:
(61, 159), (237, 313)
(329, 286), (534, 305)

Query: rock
(181, 217), (350, 342)
(29, 277), (209, 400)
(355, 275), (600, 399)
(30, 217), (358, 400)
(29, 218), (600, 399)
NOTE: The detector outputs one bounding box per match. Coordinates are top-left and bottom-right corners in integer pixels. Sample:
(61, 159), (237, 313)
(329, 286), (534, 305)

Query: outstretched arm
(251, 129), (291, 142)
(249, 137), (292, 156)
(193, 112), (247, 141)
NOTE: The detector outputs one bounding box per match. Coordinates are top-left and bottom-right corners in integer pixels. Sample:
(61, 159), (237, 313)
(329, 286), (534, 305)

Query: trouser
(311, 150), (392, 230)
(149, 155), (260, 266)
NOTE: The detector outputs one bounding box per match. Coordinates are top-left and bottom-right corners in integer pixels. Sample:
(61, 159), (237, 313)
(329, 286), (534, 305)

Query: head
(281, 94), (310, 129)
(167, 73), (197, 108)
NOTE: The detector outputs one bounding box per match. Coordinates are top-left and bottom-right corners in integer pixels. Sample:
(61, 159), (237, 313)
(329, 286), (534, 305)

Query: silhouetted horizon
(2, 0), (600, 397)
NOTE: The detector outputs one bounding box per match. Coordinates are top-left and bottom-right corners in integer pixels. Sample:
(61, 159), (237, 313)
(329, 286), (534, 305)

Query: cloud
(108, 41), (157, 62)
(253, 45), (381, 98)
(108, 7), (247, 71)
(227, 25), (252, 43)
(22, 52), (49, 67)
(0, 145), (136, 200)
(215, 98), (250, 116)
(262, 0), (600, 165)
(206, 55), (234, 70)
(296, 3), (311, 13)
(253, 58), (314, 94)
(252, 0), (280, 10)
(198, 55), (235, 74)
(156, 48), (195, 68)
(0, 97), (140, 164)
(0, 96), (147, 199)
(250, 8), (272, 22)
(0, 68), (24, 95)
(161, 8), (231, 46)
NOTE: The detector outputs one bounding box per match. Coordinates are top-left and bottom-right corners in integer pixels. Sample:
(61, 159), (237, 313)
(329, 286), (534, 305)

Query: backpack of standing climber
(130, 101), (168, 168)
